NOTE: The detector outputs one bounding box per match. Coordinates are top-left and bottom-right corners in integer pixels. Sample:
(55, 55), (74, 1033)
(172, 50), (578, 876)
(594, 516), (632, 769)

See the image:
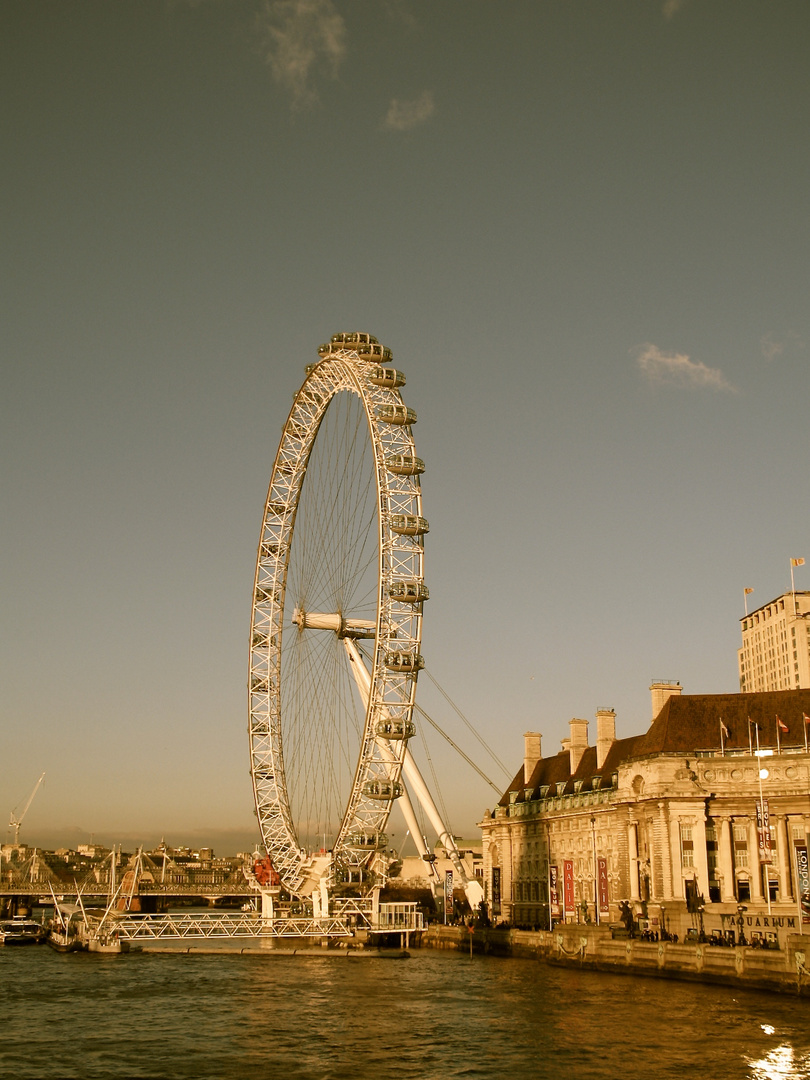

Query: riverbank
(422, 923), (810, 997)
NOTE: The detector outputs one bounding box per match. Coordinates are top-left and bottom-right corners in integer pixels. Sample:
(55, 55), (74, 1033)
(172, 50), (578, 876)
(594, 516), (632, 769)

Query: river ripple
(1, 946), (808, 1079)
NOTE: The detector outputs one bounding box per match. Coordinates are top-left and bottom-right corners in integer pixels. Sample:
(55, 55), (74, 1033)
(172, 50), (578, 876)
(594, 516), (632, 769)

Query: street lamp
(736, 902), (747, 946)
(590, 815), (599, 926)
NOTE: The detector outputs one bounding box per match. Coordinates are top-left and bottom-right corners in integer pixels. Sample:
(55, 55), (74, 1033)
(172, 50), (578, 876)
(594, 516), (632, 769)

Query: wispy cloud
(257, 0), (346, 110)
(383, 90), (435, 132)
(760, 333), (784, 363)
(634, 344), (737, 392)
(662, 0), (688, 19)
(760, 331), (804, 362)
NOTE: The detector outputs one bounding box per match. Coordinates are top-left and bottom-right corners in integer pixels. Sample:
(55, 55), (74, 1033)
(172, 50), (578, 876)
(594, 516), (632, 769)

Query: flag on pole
(744, 587), (754, 595)
(791, 558), (806, 567)
(777, 716), (788, 733)
(804, 713), (810, 726)
(719, 718), (729, 756)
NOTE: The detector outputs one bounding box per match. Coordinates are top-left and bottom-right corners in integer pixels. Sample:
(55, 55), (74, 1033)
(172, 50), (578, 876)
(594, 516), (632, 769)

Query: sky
(2, 0), (809, 854)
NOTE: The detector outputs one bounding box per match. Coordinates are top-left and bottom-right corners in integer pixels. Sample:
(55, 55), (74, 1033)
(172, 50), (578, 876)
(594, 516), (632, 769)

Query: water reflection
(749, 1037), (810, 1080)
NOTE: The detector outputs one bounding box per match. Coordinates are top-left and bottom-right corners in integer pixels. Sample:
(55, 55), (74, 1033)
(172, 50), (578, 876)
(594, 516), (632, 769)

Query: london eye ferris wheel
(247, 332), (433, 900)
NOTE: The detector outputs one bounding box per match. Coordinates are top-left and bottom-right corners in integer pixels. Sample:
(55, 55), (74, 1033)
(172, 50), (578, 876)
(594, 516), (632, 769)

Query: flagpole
(755, 723), (773, 916)
(748, 718), (753, 757)
(776, 716), (781, 755)
(720, 719), (725, 757)
(804, 714), (809, 755)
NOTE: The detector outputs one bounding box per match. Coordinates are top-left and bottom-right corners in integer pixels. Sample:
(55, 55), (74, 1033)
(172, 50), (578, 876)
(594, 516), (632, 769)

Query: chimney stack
(523, 732), (542, 785)
(595, 708), (616, 768)
(568, 718), (589, 773)
(650, 681), (682, 720)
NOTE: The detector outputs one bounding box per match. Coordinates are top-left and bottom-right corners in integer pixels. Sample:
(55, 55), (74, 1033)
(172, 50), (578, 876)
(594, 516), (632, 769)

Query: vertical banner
(444, 870), (453, 921)
(491, 867), (501, 916)
(549, 865), (561, 919)
(756, 800), (772, 864)
(563, 860), (575, 917)
(795, 843), (810, 925)
(597, 856), (610, 915)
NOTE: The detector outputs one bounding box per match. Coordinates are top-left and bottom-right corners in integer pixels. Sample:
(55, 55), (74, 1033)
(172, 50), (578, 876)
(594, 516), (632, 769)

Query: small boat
(46, 892), (85, 953)
(0, 917), (47, 946)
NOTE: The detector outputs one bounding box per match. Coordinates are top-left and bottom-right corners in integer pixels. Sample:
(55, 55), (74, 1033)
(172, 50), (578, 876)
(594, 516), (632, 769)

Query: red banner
(597, 856), (610, 915)
(563, 860), (575, 916)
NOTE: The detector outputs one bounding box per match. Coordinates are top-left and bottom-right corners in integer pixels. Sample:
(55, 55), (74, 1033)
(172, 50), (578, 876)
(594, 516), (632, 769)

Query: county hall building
(480, 682), (810, 945)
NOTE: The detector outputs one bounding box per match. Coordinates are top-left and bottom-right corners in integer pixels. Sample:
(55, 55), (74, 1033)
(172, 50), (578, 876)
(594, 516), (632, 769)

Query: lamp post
(736, 903), (747, 946)
(590, 815), (599, 926)
(660, 904), (667, 940)
(754, 731), (773, 916)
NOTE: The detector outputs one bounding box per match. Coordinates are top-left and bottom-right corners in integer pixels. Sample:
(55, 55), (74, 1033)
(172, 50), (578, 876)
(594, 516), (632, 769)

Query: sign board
(549, 865), (561, 918)
(597, 856), (610, 915)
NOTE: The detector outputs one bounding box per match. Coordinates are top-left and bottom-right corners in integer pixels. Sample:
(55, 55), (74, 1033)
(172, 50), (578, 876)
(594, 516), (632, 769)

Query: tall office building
(738, 591), (810, 692)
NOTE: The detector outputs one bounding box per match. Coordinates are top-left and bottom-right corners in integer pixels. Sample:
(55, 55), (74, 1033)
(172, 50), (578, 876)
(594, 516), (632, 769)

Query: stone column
(692, 813), (711, 902)
(657, 802), (673, 900)
(627, 820), (640, 901)
(747, 817), (763, 900)
(776, 815), (793, 901)
(717, 816), (736, 902)
(668, 816), (684, 899)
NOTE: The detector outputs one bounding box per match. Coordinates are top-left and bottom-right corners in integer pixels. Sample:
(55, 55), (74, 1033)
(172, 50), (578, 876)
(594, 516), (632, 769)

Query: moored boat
(0, 918), (47, 946)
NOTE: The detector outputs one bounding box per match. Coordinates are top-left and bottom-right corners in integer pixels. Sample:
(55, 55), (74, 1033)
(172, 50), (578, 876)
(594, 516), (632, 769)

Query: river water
(1, 944), (808, 1080)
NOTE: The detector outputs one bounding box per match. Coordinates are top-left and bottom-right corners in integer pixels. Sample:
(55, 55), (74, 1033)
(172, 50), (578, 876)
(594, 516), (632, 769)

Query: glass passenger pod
(362, 779), (404, 800)
(254, 585), (281, 605)
(367, 366), (406, 389)
(385, 454), (425, 476)
(260, 541), (282, 559)
(266, 501), (288, 517)
(250, 675), (272, 692)
(384, 650), (425, 672)
(376, 404), (417, 426)
(388, 580), (429, 603)
(375, 718), (416, 740)
(356, 343), (393, 363)
(345, 832), (389, 850)
(318, 331), (379, 357)
(390, 514), (429, 536)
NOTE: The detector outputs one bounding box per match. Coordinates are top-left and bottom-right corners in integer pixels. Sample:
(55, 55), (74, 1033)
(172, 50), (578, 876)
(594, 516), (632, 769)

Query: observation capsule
(345, 832), (388, 850)
(356, 343), (393, 363)
(362, 779), (403, 800)
(367, 366), (406, 389)
(260, 541), (281, 559)
(254, 585), (281, 605)
(384, 650), (424, 673)
(390, 514), (429, 536)
(386, 454), (425, 476)
(376, 403), (417, 425)
(375, 718), (416, 740)
(388, 580), (430, 603)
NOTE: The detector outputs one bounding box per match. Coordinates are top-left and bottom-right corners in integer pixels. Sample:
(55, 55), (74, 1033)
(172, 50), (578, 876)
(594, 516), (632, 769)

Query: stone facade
(480, 685), (810, 946)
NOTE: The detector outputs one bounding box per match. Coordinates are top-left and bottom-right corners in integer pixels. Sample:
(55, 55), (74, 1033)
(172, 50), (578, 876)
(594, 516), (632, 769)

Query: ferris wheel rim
(248, 342), (426, 896)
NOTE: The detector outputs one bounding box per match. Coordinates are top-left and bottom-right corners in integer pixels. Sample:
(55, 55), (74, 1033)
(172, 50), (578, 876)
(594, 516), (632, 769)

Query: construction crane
(9, 773), (45, 845)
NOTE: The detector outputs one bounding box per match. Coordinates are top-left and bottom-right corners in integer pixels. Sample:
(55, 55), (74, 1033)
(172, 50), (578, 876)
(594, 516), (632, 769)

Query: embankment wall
(421, 924), (810, 997)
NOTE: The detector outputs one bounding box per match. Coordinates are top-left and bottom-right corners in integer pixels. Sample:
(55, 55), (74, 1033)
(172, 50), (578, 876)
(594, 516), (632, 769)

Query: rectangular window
(680, 824), (695, 869)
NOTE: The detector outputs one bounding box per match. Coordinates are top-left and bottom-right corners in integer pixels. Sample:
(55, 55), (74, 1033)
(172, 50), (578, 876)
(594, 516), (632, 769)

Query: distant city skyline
(2, 1), (809, 849)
